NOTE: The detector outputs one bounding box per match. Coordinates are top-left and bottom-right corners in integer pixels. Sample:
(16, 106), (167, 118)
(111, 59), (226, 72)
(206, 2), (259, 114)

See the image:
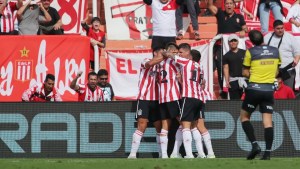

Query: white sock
(191, 128), (205, 156)
(156, 133), (162, 157)
(182, 128), (193, 157)
(171, 126), (183, 155)
(202, 131), (214, 155)
(160, 129), (168, 157)
(129, 130), (143, 156)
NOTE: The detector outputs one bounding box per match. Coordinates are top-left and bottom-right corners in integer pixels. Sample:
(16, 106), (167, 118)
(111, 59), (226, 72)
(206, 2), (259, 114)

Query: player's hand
(247, 13), (254, 20)
(77, 71), (83, 78)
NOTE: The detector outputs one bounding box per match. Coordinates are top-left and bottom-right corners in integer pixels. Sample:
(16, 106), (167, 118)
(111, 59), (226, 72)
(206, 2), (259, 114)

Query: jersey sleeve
(243, 50), (252, 67)
(174, 55), (189, 66)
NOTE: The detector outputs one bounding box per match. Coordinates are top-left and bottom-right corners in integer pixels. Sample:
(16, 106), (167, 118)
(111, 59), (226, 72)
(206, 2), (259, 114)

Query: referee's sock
(264, 127), (274, 151)
(242, 121), (257, 143)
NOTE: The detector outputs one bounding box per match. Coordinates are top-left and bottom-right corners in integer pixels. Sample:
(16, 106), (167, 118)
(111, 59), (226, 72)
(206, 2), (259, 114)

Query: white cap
(228, 34), (239, 41)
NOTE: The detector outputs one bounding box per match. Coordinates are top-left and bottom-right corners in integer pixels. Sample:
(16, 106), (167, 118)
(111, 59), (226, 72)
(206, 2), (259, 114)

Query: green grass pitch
(0, 158), (299, 169)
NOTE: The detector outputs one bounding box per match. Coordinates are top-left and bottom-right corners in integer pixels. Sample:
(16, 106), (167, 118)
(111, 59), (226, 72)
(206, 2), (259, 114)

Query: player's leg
(128, 100), (150, 158)
(191, 121), (205, 158)
(159, 103), (171, 158)
(180, 98), (197, 158)
(196, 103), (215, 158)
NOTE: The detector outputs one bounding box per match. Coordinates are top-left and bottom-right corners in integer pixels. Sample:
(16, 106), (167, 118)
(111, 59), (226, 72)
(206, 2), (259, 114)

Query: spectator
(0, 0), (22, 35)
(21, 74), (62, 102)
(143, 0), (183, 49)
(97, 69), (116, 101)
(39, 0), (63, 35)
(223, 34), (246, 99)
(17, 0), (51, 35)
(207, 0), (247, 99)
(176, 0), (200, 40)
(274, 71), (296, 99)
(70, 71), (104, 102)
(257, 0), (284, 34)
(234, 0), (254, 19)
(264, 20), (300, 90)
(286, 0), (300, 33)
(81, 15), (105, 70)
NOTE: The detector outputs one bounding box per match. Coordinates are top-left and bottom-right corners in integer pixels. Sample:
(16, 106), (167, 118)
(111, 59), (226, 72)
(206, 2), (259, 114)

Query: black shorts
(195, 103), (206, 119)
(180, 97), (203, 122)
(151, 36), (176, 49)
(136, 100), (160, 122)
(242, 89), (274, 114)
(160, 100), (181, 120)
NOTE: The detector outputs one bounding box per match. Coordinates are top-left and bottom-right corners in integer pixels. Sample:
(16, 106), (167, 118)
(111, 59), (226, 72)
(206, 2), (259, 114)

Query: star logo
(20, 47), (30, 57)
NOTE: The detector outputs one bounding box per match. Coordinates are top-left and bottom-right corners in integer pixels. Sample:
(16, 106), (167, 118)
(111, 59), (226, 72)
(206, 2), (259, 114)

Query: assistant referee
(240, 30), (281, 160)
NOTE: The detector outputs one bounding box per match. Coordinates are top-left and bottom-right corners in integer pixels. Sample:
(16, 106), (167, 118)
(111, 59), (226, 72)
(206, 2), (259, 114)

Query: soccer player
(163, 43), (204, 158)
(157, 42), (181, 158)
(22, 74), (62, 102)
(70, 71), (104, 102)
(241, 30), (281, 160)
(128, 47), (164, 158)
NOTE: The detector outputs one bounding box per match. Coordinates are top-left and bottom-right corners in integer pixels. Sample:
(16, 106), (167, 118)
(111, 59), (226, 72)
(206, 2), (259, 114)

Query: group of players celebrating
(128, 42), (215, 159)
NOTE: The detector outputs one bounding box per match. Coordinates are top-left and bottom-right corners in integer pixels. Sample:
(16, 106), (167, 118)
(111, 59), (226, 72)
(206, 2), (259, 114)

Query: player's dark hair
(45, 74), (55, 82)
(178, 43), (191, 51)
(165, 42), (178, 51)
(88, 72), (97, 79)
(248, 30), (264, 46)
(152, 46), (164, 56)
(97, 69), (108, 77)
(191, 49), (201, 62)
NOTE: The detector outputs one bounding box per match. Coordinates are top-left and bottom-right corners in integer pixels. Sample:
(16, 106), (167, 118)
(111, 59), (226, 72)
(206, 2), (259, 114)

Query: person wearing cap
(81, 14), (106, 70)
(39, 0), (63, 35)
(223, 34), (246, 99)
(97, 69), (116, 101)
(274, 71), (296, 99)
(207, 0), (247, 99)
(264, 20), (300, 90)
(17, 0), (52, 35)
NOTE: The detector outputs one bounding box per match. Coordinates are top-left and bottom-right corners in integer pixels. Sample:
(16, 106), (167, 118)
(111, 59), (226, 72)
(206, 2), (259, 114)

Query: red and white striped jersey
(76, 84), (104, 102)
(174, 56), (203, 100)
(1, 2), (18, 33)
(200, 88), (214, 103)
(22, 84), (62, 102)
(137, 58), (159, 101)
(158, 58), (181, 103)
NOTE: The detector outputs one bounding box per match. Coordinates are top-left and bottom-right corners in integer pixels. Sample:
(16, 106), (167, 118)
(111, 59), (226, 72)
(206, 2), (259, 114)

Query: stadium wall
(0, 100), (299, 158)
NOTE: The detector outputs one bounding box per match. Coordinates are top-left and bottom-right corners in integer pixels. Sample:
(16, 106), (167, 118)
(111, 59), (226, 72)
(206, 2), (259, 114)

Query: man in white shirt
(264, 20), (300, 90)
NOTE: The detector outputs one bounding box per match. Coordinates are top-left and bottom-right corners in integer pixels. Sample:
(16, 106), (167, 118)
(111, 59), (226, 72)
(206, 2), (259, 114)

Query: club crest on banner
(15, 47), (33, 82)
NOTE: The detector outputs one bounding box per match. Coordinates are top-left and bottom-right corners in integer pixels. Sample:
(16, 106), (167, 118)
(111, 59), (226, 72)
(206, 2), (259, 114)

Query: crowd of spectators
(2, 0), (300, 101)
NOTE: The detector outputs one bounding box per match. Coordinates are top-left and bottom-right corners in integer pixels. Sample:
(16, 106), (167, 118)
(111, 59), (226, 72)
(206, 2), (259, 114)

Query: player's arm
(70, 71), (82, 91)
(145, 54), (164, 69)
(207, 0), (218, 16)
